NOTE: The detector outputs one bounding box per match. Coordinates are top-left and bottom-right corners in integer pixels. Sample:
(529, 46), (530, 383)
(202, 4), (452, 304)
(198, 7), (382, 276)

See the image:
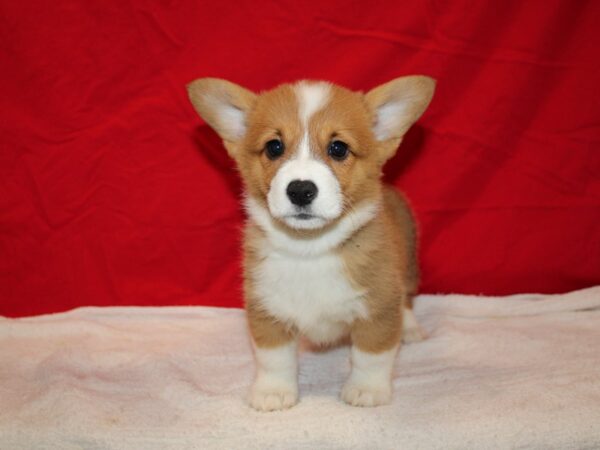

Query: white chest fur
(244, 197), (379, 345)
(252, 248), (368, 344)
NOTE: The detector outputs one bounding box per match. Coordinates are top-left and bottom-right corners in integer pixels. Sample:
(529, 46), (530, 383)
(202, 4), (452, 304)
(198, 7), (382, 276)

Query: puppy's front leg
(250, 341), (298, 411)
(342, 313), (401, 407)
(247, 308), (298, 411)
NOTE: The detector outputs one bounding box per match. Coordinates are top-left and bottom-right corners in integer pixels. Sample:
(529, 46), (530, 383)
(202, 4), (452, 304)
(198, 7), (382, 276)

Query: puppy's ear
(187, 78), (257, 152)
(365, 76), (435, 160)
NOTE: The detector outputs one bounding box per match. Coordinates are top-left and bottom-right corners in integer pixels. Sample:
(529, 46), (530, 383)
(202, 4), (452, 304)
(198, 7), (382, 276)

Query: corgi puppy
(187, 76), (435, 411)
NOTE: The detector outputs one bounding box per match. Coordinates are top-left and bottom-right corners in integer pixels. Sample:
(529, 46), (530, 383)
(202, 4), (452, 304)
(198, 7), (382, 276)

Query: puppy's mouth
(290, 213), (316, 220)
(280, 211), (329, 230)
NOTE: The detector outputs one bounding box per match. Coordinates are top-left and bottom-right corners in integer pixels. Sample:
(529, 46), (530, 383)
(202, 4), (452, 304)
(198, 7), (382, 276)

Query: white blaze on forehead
(295, 81), (331, 125)
(295, 81), (331, 159)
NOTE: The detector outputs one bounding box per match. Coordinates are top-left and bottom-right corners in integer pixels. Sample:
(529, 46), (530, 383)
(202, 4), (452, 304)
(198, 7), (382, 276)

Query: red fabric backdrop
(1, 1), (599, 317)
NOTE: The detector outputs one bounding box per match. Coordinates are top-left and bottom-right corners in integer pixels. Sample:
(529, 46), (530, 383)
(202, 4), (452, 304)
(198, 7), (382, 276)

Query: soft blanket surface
(1, 288), (599, 449)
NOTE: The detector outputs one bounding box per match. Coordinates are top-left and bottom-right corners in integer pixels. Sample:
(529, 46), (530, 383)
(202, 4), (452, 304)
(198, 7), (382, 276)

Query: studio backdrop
(1, 1), (599, 316)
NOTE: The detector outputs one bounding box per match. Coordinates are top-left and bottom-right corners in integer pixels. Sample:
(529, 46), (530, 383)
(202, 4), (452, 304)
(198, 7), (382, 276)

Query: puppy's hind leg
(402, 306), (426, 344)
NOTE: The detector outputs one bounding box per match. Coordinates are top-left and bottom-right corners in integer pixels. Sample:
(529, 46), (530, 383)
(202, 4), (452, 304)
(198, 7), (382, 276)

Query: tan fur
(341, 187), (419, 353)
(187, 76), (435, 352)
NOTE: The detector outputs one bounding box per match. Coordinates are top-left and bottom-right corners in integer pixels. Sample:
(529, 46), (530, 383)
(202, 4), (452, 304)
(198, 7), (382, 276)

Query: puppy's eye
(265, 139), (285, 160)
(327, 140), (349, 161)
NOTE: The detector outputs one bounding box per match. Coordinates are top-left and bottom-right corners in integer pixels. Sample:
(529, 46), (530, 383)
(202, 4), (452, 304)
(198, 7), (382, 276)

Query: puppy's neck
(244, 196), (380, 257)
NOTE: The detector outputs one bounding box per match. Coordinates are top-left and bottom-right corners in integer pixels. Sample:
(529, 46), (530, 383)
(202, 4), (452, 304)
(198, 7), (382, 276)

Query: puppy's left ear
(365, 76), (435, 160)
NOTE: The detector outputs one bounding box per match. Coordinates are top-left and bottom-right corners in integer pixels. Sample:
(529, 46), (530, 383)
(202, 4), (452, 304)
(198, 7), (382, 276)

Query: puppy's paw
(341, 380), (391, 407)
(249, 384), (298, 412)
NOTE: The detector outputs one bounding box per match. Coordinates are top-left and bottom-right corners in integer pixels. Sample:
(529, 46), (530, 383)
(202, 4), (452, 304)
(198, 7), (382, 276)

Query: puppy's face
(188, 77), (434, 230)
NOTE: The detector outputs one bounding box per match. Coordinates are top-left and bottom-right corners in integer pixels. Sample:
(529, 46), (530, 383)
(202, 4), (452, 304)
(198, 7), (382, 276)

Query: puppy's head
(188, 77), (435, 230)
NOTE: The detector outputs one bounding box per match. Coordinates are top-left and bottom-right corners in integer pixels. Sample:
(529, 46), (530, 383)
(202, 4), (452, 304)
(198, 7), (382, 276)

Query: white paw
(402, 325), (426, 344)
(249, 385), (298, 412)
(341, 380), (392, 407)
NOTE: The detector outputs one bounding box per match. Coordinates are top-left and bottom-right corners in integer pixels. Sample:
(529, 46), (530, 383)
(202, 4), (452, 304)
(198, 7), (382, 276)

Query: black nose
(286, 180), (318, 207)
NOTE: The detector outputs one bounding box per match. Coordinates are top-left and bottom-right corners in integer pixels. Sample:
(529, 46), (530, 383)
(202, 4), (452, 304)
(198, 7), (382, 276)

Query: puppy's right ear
(187, 78), (257, 152)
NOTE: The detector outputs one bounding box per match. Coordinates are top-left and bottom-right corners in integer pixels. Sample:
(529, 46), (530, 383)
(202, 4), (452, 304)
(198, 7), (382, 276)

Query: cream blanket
(1, 287), (599, 449)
